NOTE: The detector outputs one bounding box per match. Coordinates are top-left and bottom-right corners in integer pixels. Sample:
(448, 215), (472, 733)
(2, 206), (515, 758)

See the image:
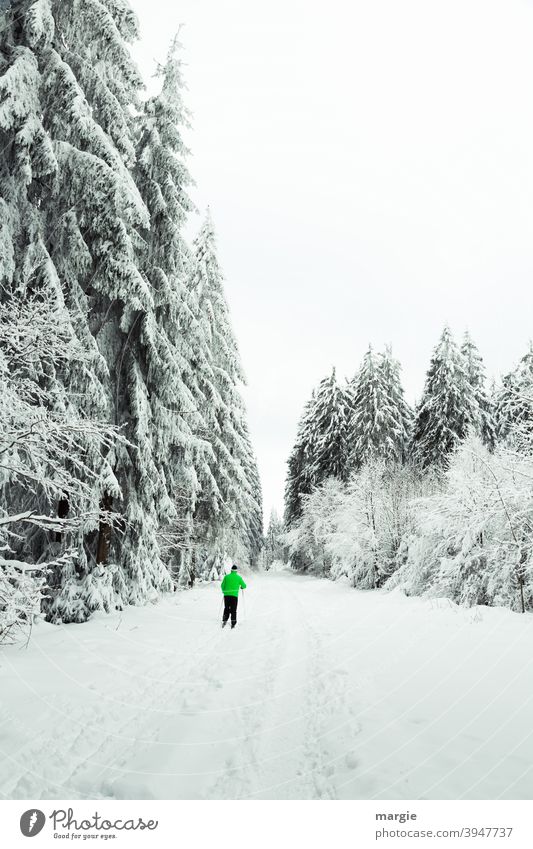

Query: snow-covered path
(1, 570), (533, 800)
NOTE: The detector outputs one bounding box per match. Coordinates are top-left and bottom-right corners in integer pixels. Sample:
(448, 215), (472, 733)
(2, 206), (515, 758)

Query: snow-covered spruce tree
(495, 344), (533, 448)
(309, 367), (350, 483)
(187, 212), (261, 575)
(347, 346), (412, 469)
(411, 326), (477, 468)
(0, 3), (120, 619)
(284, 367), (349, 540)
(379, 346), (413, 455)
(264, 509), (285, 568)
(1, 0), (177, 614)
(239, 420), (264, 568)
(348, 347), (386, 469)
(133, 35), (214, 587)
(284, 390), (317, 528)
(47, 0), (173, 607)
(2, 6), (263, 610)
(0, 7), (56, 294)
(461, 331), (496, 450)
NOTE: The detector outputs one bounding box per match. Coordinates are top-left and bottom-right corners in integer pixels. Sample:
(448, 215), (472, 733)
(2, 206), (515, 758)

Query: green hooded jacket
(221, 572), (247, 597)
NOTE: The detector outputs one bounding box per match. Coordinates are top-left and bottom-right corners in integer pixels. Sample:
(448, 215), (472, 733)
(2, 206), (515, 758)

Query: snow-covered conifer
(188, 211), (260, 571)
(1, 0), (173, 611)
(495, 344), (533, 447)
(45, 0), (174, 605)
(239, 421), (264, 567)
(460, 331), (496, 450)
(264, 509), (285, 567)
(411, 326), (477, 468)
(0, 4), (265, 623)
(133, 35), (211, 585)
(309, 367), (350, 483)
(0, 5), (119, 619)
(347, 346), (412, 468)
(284, 391), (317, 527)
(284, 369), (349, 567)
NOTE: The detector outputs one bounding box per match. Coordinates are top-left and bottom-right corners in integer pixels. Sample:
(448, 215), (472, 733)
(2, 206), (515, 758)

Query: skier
(221, 564), (246, 629)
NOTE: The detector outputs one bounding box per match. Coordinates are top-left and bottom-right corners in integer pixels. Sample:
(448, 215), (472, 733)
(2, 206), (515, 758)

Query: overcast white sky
(131, 0), (533, 521)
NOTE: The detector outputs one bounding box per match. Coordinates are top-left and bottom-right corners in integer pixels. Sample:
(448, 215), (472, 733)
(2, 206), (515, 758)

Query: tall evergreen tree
(0, 2), (264, 622)
(188, 211), (261, 571)
(41, 0), (173, 609)
(264, 509), (285, 567)
(284, 369), (349, 529)
(284, 390), (317, 527)
(0, 0), (132, 619)
(495, 344), (533, 444)
(347, 345), (412, 468)
(0, 0), (178, 615)
(133, 35), (211, 585)
(460, 331), (496, 450)
(240, 420), (264, 568)
(411, 326), (477, 468)
(379, 345), (414, 457)
(310, 367), (350, 483)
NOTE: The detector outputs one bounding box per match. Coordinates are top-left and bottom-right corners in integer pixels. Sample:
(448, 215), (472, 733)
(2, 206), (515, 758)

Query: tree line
(281, 328), (533, 612)
(0, 1), (262, 641)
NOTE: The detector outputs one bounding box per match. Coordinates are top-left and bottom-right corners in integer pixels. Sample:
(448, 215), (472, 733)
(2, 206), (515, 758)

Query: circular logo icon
(20, 810), (46, 837)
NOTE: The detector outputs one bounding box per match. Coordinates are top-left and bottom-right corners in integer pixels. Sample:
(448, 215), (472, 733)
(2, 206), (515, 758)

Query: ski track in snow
(1, 570), (533, 800)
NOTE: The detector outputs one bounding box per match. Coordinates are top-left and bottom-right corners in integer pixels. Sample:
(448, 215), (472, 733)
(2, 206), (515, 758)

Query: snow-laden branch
(0, 288), (123, 643)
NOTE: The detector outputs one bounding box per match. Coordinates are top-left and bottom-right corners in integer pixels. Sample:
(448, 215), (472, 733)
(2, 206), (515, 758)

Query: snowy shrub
(0, 557), (47, 645)
(286, 478), (345, 576)
(267, 559), (290, 573)
(389, 434), (533, 612)
(292, 432), (533, 613)
(325, 461), (431, 588)
(327, 462), (396, 587)
(288, 462), (431, 586)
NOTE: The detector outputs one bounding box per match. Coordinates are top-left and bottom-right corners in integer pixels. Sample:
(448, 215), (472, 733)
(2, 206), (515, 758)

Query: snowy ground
(1, 569), (533, 800)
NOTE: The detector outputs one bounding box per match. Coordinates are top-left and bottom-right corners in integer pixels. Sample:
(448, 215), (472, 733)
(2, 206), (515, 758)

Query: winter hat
(231, 564), (238, 571)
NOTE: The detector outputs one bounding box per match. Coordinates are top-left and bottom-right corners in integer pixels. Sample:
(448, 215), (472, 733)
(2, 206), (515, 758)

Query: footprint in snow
(344, 752), (358, 770)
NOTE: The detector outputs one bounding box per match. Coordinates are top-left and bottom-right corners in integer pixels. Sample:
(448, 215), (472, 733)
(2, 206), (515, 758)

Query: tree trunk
(518, 547), (527, 614)
(55, 496), (69, 542)
(96, 492), (113, 565)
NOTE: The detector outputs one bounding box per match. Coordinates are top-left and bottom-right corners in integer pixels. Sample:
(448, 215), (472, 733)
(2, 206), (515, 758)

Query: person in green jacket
(221, 565), (246, 629)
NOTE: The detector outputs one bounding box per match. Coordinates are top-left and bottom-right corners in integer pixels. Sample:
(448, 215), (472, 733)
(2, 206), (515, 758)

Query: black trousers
(222, 595), (238, 626)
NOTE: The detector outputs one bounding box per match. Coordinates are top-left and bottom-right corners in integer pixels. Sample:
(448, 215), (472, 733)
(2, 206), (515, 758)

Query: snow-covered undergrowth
(1, 571), (532, 801)
(287, 435), (533, 613)
(0, 291), (120, 643)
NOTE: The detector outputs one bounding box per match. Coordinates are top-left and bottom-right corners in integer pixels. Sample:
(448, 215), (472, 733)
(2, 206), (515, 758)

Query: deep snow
(1, 569), (532, 800)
